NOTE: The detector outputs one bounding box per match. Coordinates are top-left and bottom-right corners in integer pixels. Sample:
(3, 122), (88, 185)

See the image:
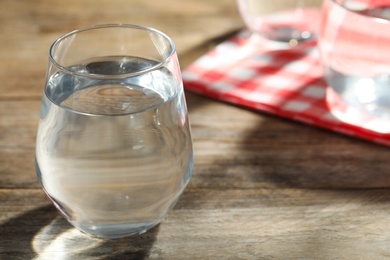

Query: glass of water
(236, 0), (322, 44)
(320, 0), (390, 128)
(35, 24), (194, 239)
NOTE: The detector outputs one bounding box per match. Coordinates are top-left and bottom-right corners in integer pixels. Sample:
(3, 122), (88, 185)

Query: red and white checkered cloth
(182, 31), (390, 147)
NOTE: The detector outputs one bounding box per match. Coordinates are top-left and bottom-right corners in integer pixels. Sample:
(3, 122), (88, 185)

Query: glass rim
(331, 0), (390, 24)
(49, 23), (177, 79)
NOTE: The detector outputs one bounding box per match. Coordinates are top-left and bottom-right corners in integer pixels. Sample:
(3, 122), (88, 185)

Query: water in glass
(320, 0), (390, 119)
(36, 56), (193, 238)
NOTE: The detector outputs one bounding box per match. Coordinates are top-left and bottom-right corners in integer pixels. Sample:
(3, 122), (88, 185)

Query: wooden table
(2, 0), (390, 259)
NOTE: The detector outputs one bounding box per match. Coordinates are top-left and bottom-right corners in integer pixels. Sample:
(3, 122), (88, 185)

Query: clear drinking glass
(236, 0), (322, 44)
(320, 0), (390, 129)
(35, 24), (194, 239)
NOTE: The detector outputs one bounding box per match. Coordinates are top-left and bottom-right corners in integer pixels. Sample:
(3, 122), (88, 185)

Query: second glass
(35, 24), (194, 239)
(320, 0), (390, 131)
(237, 0), (322, 44)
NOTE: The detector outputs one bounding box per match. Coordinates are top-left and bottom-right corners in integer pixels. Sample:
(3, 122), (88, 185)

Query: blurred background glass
(237, 0), (323, 45)
(320, 0), (390, 132)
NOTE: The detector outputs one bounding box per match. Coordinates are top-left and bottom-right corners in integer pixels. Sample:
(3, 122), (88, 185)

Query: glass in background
(237, 0), (323, 45)
(320, 0), (390, 132)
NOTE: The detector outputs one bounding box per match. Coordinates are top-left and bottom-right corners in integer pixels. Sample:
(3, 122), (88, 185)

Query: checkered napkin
(182, 31), (390, 147)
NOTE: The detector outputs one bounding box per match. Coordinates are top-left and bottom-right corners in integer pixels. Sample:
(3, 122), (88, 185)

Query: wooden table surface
(2, 0), (390, 259)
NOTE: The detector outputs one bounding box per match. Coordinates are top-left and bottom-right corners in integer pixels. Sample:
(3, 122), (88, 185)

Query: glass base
(326, 87), (390, 134)
(72, 221), (160, 239)
(263, 26), (314, 43)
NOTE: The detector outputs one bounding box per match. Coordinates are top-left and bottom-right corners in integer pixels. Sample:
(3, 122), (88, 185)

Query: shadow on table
(244, 117), (390, 189)
(179, 25), (390, 190)
(0, 205), (159, 259)
(185, 90), (390, 190)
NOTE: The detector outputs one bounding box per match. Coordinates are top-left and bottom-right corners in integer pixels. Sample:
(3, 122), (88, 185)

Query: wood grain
(187, 92), (390, 190)
(0, 0), (243, 98)
(2, 189), (390, 259)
